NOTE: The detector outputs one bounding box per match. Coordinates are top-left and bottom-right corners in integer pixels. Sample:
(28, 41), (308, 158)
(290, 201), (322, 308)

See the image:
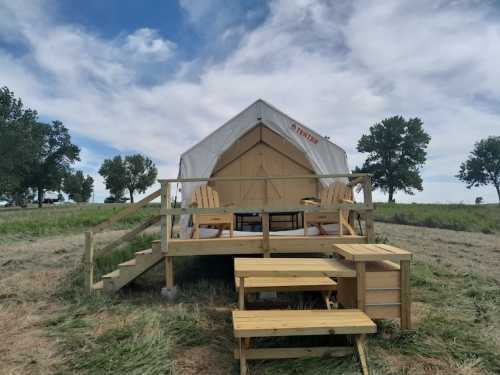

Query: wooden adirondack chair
(191, 185), (234, 239)
(303, 181), (356, 236)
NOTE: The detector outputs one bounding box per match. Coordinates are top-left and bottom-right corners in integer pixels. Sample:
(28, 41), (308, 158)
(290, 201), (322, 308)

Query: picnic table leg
(400, 260), (411, 330)
(356, 262), (366, 311)
(355, 335), (370, 375)
(239, 337), (247, 375)
(239, 277), (245, 310)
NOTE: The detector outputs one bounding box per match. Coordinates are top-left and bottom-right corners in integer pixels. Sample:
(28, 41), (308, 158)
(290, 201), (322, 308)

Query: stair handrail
(83, 188), (161, 294)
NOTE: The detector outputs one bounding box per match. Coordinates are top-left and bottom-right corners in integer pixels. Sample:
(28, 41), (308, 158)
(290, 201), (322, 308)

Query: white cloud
(1, 0), (499, 203)
(125, 28), (176, 62)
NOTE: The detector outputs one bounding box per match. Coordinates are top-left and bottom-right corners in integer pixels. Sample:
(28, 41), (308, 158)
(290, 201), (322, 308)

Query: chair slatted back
(192, 185), (220, 208)
(319, 181), (352, 206)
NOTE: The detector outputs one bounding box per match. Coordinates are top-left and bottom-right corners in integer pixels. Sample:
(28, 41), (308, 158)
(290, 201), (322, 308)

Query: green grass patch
(50, 236), (500, 374)
(374, 203), (500, 234)
(0, 203), (160, 240)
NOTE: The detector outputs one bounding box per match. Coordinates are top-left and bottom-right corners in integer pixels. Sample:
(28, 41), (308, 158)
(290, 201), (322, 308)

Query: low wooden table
(332, 244), (412, 330)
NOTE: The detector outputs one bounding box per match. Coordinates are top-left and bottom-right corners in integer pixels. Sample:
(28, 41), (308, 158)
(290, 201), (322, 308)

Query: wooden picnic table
(234, 257), (357, 310)
(332, 243), (412, 330)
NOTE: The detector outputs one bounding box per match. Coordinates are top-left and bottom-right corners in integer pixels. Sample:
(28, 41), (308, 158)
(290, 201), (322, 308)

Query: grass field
(1, 204), (499, 374)
(374, 203), (500, 234)
(0, 203), (160, 241)
(45, 234), (499, 375)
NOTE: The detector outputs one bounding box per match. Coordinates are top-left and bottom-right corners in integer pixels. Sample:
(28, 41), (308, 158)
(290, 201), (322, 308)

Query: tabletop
(332, 244), (412, 262)
(234, 257), (357, 278)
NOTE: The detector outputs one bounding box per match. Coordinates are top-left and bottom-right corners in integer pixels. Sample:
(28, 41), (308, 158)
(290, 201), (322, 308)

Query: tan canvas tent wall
(178, 99), (349, 238)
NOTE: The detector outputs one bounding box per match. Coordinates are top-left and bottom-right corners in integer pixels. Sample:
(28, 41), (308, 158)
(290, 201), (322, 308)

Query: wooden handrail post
(84, 231), (94, 294)
(362, 176), (375, 242)
(161, 182), (174, 289)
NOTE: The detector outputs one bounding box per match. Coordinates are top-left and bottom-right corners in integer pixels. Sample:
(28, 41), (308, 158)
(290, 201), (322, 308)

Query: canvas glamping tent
(178, 99), (350, 238)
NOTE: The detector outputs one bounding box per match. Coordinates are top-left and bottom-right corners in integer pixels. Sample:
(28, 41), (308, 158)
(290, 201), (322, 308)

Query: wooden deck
(166, 235), (367, 256)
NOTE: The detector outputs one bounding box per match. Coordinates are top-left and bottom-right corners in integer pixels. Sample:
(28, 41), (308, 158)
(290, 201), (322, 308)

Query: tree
(355, 116), (431, 203)
(457, 136), (500, 204)
(99, 156), (127, 199)
(99, 154), (158, 203)
(26, 121), (81, 207)
(124, 154), (158, 203)
(63, 170), (94, 202)
(0, 87), (38, 198)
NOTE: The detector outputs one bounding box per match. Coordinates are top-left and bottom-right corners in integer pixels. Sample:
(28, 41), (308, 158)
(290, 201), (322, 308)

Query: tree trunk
(37, 188), (43, 208)
(129, 189), (134, 203)
(496, 183), (500, 205)
(388, 186), (394, 203)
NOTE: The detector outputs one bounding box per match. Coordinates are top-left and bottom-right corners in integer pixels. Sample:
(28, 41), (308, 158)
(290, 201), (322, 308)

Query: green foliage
(63, 170), (94, 202)
(0, 87), (80, 206)
(457, 136), (500, 203)
(0, 86), (38, 197)
(355, 116), (431, 202)
(99, 154), (158, 203)
(99, 156), (127, 199)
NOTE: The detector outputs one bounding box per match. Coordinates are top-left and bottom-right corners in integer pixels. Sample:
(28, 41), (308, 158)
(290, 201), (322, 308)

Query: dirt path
(0, 229), (156, 375)
(377, 222), (500, 282)
(0, 224), (498, 374)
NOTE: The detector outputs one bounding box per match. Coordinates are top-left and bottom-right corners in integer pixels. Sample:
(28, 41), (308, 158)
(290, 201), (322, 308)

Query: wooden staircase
(92, 240), (164, 292)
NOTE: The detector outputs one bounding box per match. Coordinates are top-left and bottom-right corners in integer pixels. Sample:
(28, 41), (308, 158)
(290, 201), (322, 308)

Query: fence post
(161, 182), (174, 290)
(84, 231), (94, 294)
(362, 176), (375, 242)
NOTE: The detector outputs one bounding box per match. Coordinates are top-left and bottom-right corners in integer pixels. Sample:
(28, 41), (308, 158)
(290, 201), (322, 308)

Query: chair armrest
(341, 199), (354, 204)
(301, 199), (320, 206)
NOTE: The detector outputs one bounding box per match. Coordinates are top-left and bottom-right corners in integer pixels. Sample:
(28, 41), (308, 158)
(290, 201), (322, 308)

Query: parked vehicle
(104, 196), (129, 204)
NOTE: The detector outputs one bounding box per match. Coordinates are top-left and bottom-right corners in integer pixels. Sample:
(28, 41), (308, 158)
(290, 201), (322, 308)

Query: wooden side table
(332, 244), (413, 330)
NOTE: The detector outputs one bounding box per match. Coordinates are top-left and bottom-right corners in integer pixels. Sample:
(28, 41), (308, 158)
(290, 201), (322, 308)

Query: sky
(0, 0), (499, 203)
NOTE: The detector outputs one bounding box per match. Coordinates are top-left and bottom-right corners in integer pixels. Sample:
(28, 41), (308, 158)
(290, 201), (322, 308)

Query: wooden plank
(92, 189), (160, 233)
(232, 309), (376, 337)
(366, 305), (401, 319)
(235, 277), (337, 292)
(233, 346), (353, 360)
(97, 215), (161, 257)
(333, 244), (411, 262)
(400, 260), (411, 330)
(161, 203), (372, 216)
(159, 173), (372, 183)
(234, 257), (357, 278)
(167, 236), (367, 256)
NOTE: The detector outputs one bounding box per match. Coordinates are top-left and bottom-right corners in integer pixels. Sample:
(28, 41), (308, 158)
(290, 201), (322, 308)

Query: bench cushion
(235, 277), (337, 292)
(233, 309), (376, 338)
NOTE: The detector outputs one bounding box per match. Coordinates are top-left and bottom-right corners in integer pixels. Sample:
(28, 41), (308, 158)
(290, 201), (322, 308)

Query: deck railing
(83, 173), (374, 294)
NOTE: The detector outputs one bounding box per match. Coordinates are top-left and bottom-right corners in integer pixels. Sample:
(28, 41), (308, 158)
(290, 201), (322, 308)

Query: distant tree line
(0, 86), (158, 207)
(355, 116), (499, 204)
(0, 86), (93, 207)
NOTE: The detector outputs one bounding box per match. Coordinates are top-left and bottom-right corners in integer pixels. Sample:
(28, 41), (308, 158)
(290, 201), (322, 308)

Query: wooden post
(363, 176), (375, 243)
(239, 338), (247, 375)
(239, 277), (245, 310)
(161, 182), (174, 289)
(262, 212), (270, 257)
(400, 260), (411, 330)
(356, 262), (366, 311)
(262, 177), (270, 257)
(84, 231), (94, 294)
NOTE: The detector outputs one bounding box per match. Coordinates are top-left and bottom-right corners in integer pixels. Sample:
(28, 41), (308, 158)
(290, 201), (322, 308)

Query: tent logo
(291, 123), (319, 144)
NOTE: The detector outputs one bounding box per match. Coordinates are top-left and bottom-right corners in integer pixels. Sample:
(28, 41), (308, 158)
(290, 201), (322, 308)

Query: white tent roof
(178, 99), (350, 237)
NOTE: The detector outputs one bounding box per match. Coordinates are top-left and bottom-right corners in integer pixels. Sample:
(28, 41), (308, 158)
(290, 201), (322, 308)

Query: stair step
(92, 280), (104, 290)
(119, 259), (136, 267)
(102, 269), (120, 279)
(135, 249), (152, 256)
